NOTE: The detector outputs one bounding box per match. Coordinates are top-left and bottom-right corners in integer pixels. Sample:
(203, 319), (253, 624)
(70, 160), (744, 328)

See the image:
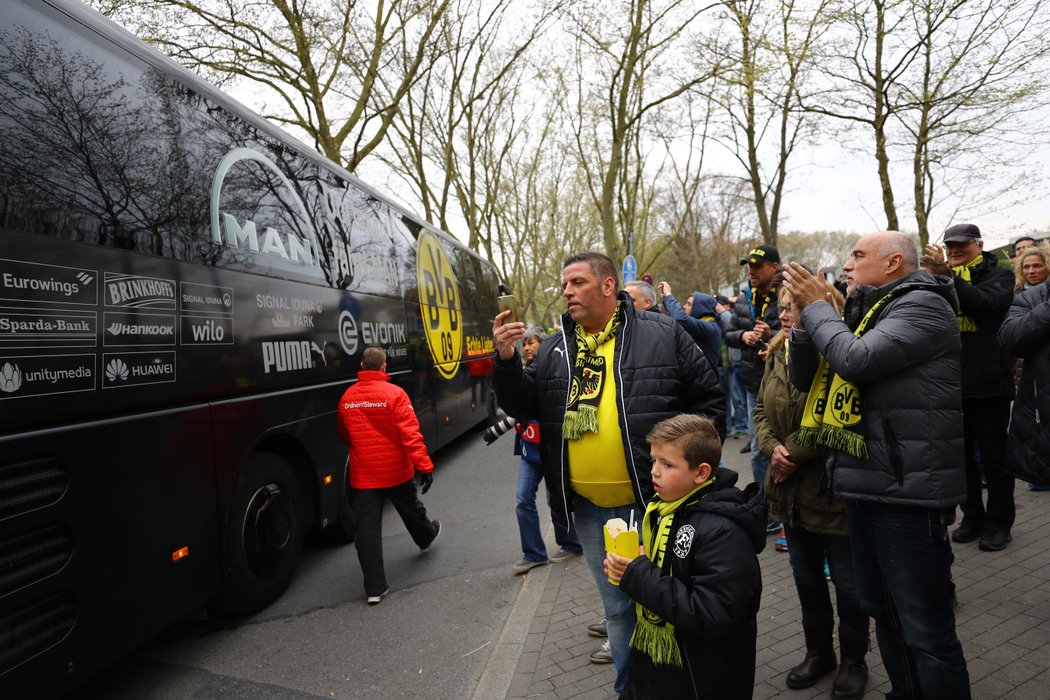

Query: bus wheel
(322, 462), (356, 544)
(217, 452), (304, 612)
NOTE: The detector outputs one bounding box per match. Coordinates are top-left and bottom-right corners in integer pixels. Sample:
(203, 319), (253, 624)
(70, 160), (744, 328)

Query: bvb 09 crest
(416, 230), (463, 380)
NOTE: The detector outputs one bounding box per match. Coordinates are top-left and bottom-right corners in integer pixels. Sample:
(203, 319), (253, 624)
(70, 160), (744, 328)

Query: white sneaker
(367, 588), (389, 605)
(549, 547), (581, 563)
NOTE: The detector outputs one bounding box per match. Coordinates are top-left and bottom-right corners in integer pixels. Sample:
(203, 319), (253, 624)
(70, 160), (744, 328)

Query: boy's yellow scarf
(795, 294), (894, 460)
(952, 255), (982, 332)
(563, 307), (621, 440)
(631, 479), (714, 667)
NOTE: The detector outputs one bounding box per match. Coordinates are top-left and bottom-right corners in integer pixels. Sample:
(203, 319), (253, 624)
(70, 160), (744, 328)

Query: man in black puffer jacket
(492, 252), (724, 695)
(998, 277), (1050, 484)
(783, 231), (969, 699)
(922, 223), (1016, 552)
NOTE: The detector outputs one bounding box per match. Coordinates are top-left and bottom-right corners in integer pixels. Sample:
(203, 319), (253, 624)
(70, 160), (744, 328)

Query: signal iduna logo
(416, 230), (462, 380)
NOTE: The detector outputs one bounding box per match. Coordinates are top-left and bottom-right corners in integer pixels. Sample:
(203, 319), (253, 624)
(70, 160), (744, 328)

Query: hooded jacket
(725, 286), (781, 392)
(953, 250), (1015, 399)
(788, 270), (966, 508)
(492, 292), (725, 529)
(754, 341), (845, 534)
(337, 369), (434, 489)
(664, 292), (722, 370)
(618, 468), (766, 700)
(998, 281), (1050, 482)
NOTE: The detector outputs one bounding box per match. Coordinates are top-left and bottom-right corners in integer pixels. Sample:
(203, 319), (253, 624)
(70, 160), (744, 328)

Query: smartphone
(497, 294), (519, 324)
(754, 339), (768, 350)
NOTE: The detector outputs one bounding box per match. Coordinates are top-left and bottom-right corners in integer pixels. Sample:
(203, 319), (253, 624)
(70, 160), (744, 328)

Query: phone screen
(497, 294), (518, 324)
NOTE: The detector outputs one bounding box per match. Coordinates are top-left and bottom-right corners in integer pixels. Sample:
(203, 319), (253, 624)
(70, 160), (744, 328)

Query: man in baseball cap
(740, 244), (781, 266)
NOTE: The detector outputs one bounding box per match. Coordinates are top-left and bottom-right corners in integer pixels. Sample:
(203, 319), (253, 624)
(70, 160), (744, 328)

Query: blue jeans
(516, 459), (582, 561)
(783, 525), (868, 654)
(846, 500), (970, 699)
(573, 495), (640, 695)
(745, 388), (771, 488)
(728, 366), (749, 432)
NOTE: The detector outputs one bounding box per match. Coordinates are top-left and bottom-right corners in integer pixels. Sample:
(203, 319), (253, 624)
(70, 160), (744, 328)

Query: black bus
(0, 0), (500, 695)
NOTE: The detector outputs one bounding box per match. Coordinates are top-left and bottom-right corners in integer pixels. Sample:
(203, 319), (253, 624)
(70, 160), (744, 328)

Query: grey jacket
(788, 270), (966, 508)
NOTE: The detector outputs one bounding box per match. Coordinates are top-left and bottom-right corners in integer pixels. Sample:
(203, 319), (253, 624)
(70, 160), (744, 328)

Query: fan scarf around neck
(562, 307), (622, 440)
(952, 254), (982, 332)
(796, 292), (895, 460)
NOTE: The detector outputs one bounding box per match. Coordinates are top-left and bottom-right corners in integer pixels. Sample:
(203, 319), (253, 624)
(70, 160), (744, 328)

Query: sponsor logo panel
(0, 354), (95, 399)
(261, 340), (326, 374)
(337, 310), (407, 357)
(103, 312), (176, 346)
(181, 315), (235, 346)
(0, 309), (96, 347)
(416, 231), (463, 380)
(0, 258), (97, 306)
(180, 282), (234, 315)
(101, 351), (177, 388)
(103, 273), (176, 309)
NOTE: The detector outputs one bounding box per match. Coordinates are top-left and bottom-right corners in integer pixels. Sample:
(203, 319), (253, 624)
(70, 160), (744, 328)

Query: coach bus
(0, 0), (501, 694)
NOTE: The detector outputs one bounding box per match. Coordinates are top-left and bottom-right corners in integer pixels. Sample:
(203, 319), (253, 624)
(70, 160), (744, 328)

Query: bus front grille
(0, 524), (74, 597)
(0, 456), (68, 519)
(0, 591), (76, 676)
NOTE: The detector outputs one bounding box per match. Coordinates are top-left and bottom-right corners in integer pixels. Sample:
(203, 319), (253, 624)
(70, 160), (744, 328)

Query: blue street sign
(621, 255), (637, 284)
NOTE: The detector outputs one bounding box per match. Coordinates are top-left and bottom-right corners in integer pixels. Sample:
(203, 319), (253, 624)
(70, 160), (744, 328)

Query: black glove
(416, 471), (433, 494)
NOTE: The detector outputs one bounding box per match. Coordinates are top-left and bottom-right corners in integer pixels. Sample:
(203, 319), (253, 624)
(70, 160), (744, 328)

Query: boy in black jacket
(605, 415), (766, 699)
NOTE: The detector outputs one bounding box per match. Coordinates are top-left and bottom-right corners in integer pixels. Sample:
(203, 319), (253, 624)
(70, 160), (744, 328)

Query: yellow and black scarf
(631, 480), (713, 667)
(562, 307), (622, 440)
(795, 294), (894, 460)
(749, 286), (774, 321)
(952, 255), (982, 333)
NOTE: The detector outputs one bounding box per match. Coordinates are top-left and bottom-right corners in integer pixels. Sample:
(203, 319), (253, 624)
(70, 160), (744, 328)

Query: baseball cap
(740, 245), (781, 266)
(715, 294), (731, 306)
(942, 223), (981, 244)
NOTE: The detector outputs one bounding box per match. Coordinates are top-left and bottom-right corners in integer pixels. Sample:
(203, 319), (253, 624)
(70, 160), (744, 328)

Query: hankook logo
(210, 148), (320, 266)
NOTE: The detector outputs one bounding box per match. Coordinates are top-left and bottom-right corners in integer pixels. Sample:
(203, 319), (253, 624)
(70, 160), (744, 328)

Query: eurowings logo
(210, 148), (320, 266)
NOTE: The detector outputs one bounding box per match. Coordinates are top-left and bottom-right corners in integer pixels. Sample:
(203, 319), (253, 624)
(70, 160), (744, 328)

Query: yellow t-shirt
(567, 338), (635, 506)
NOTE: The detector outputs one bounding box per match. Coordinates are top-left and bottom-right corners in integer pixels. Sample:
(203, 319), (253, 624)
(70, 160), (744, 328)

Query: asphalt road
(68, 425), (531, 700)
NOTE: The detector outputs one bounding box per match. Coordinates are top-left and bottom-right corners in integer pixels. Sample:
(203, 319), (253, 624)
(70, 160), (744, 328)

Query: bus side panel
(0, 408), (218, 696)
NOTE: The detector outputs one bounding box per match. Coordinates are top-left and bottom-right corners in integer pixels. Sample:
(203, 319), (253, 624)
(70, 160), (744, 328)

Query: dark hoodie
(618, 468), (766, 699)
(788, 270), (966, 508)
(664, 292), (722, 369)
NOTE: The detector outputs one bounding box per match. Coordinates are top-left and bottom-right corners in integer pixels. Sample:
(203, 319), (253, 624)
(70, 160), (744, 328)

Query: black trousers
(350, 478), (438, 596)
(960, 395), (1015, 533)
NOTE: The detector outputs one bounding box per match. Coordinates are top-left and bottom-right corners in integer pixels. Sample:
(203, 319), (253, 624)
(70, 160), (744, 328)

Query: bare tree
(896, 0), (1050, 244)
(712, 0), (833, 244)
(90, 0), (451, 171)
(562, 0), (719, 263)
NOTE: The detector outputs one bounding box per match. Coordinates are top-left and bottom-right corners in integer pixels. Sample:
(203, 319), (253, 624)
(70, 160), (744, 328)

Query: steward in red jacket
(337, 347), (441, 604)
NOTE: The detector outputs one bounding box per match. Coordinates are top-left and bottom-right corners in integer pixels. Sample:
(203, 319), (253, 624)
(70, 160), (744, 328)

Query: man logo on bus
(416, 230), (462, 380)
(210, 147), (320, 266)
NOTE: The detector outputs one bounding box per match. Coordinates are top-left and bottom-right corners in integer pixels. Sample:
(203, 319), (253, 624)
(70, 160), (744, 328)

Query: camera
(482, 414), (517, 445)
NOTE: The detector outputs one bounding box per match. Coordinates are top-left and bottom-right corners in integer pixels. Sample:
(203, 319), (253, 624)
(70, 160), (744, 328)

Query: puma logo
(553, 347), (565, 357)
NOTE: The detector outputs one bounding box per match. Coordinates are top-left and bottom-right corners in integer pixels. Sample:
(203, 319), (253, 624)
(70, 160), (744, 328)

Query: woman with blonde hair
(754, 277), (869, 698)
(1012, 244), (1050, 292)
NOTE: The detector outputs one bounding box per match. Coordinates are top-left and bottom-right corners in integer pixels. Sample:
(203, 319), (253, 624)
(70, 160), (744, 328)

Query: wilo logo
(210, 148), (320, 266)
(190, 319), (225, 343)
(0, 362), (22, 393)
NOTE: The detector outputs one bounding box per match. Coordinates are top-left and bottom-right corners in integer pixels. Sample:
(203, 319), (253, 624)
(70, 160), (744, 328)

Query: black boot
(832, 656), (868, 699)
(786, 648), (837, 689)
(833, 623), (869, 699)
(786, 613), (836, 689)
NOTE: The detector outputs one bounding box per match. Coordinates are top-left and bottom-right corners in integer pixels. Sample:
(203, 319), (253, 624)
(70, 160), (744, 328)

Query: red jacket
(337, 370), (434, 489)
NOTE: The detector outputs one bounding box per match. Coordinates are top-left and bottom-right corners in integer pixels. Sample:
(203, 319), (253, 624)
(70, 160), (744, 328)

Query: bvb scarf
(795, 293), (895, 460)
(631, 480), (714, 667)
(951, 255), (982, 333)
(748, 287), (774, 322)
(562, 307), (622, 440)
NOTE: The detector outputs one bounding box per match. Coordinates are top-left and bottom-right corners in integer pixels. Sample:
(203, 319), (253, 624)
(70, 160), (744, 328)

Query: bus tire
(322, 461), (357, 544)
(217, 452), (304, 612)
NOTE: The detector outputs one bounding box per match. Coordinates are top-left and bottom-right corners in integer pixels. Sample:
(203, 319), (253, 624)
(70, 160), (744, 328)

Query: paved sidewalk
(497, 436), (1050, 699)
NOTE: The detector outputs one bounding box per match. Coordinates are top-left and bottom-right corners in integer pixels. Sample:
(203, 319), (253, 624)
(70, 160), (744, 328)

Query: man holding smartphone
(725, 245), (782, 534)
(491, 252), (729, 695)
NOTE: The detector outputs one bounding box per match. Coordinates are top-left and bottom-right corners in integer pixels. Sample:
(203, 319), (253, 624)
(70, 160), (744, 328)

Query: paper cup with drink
(603, 514), (639, 585)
